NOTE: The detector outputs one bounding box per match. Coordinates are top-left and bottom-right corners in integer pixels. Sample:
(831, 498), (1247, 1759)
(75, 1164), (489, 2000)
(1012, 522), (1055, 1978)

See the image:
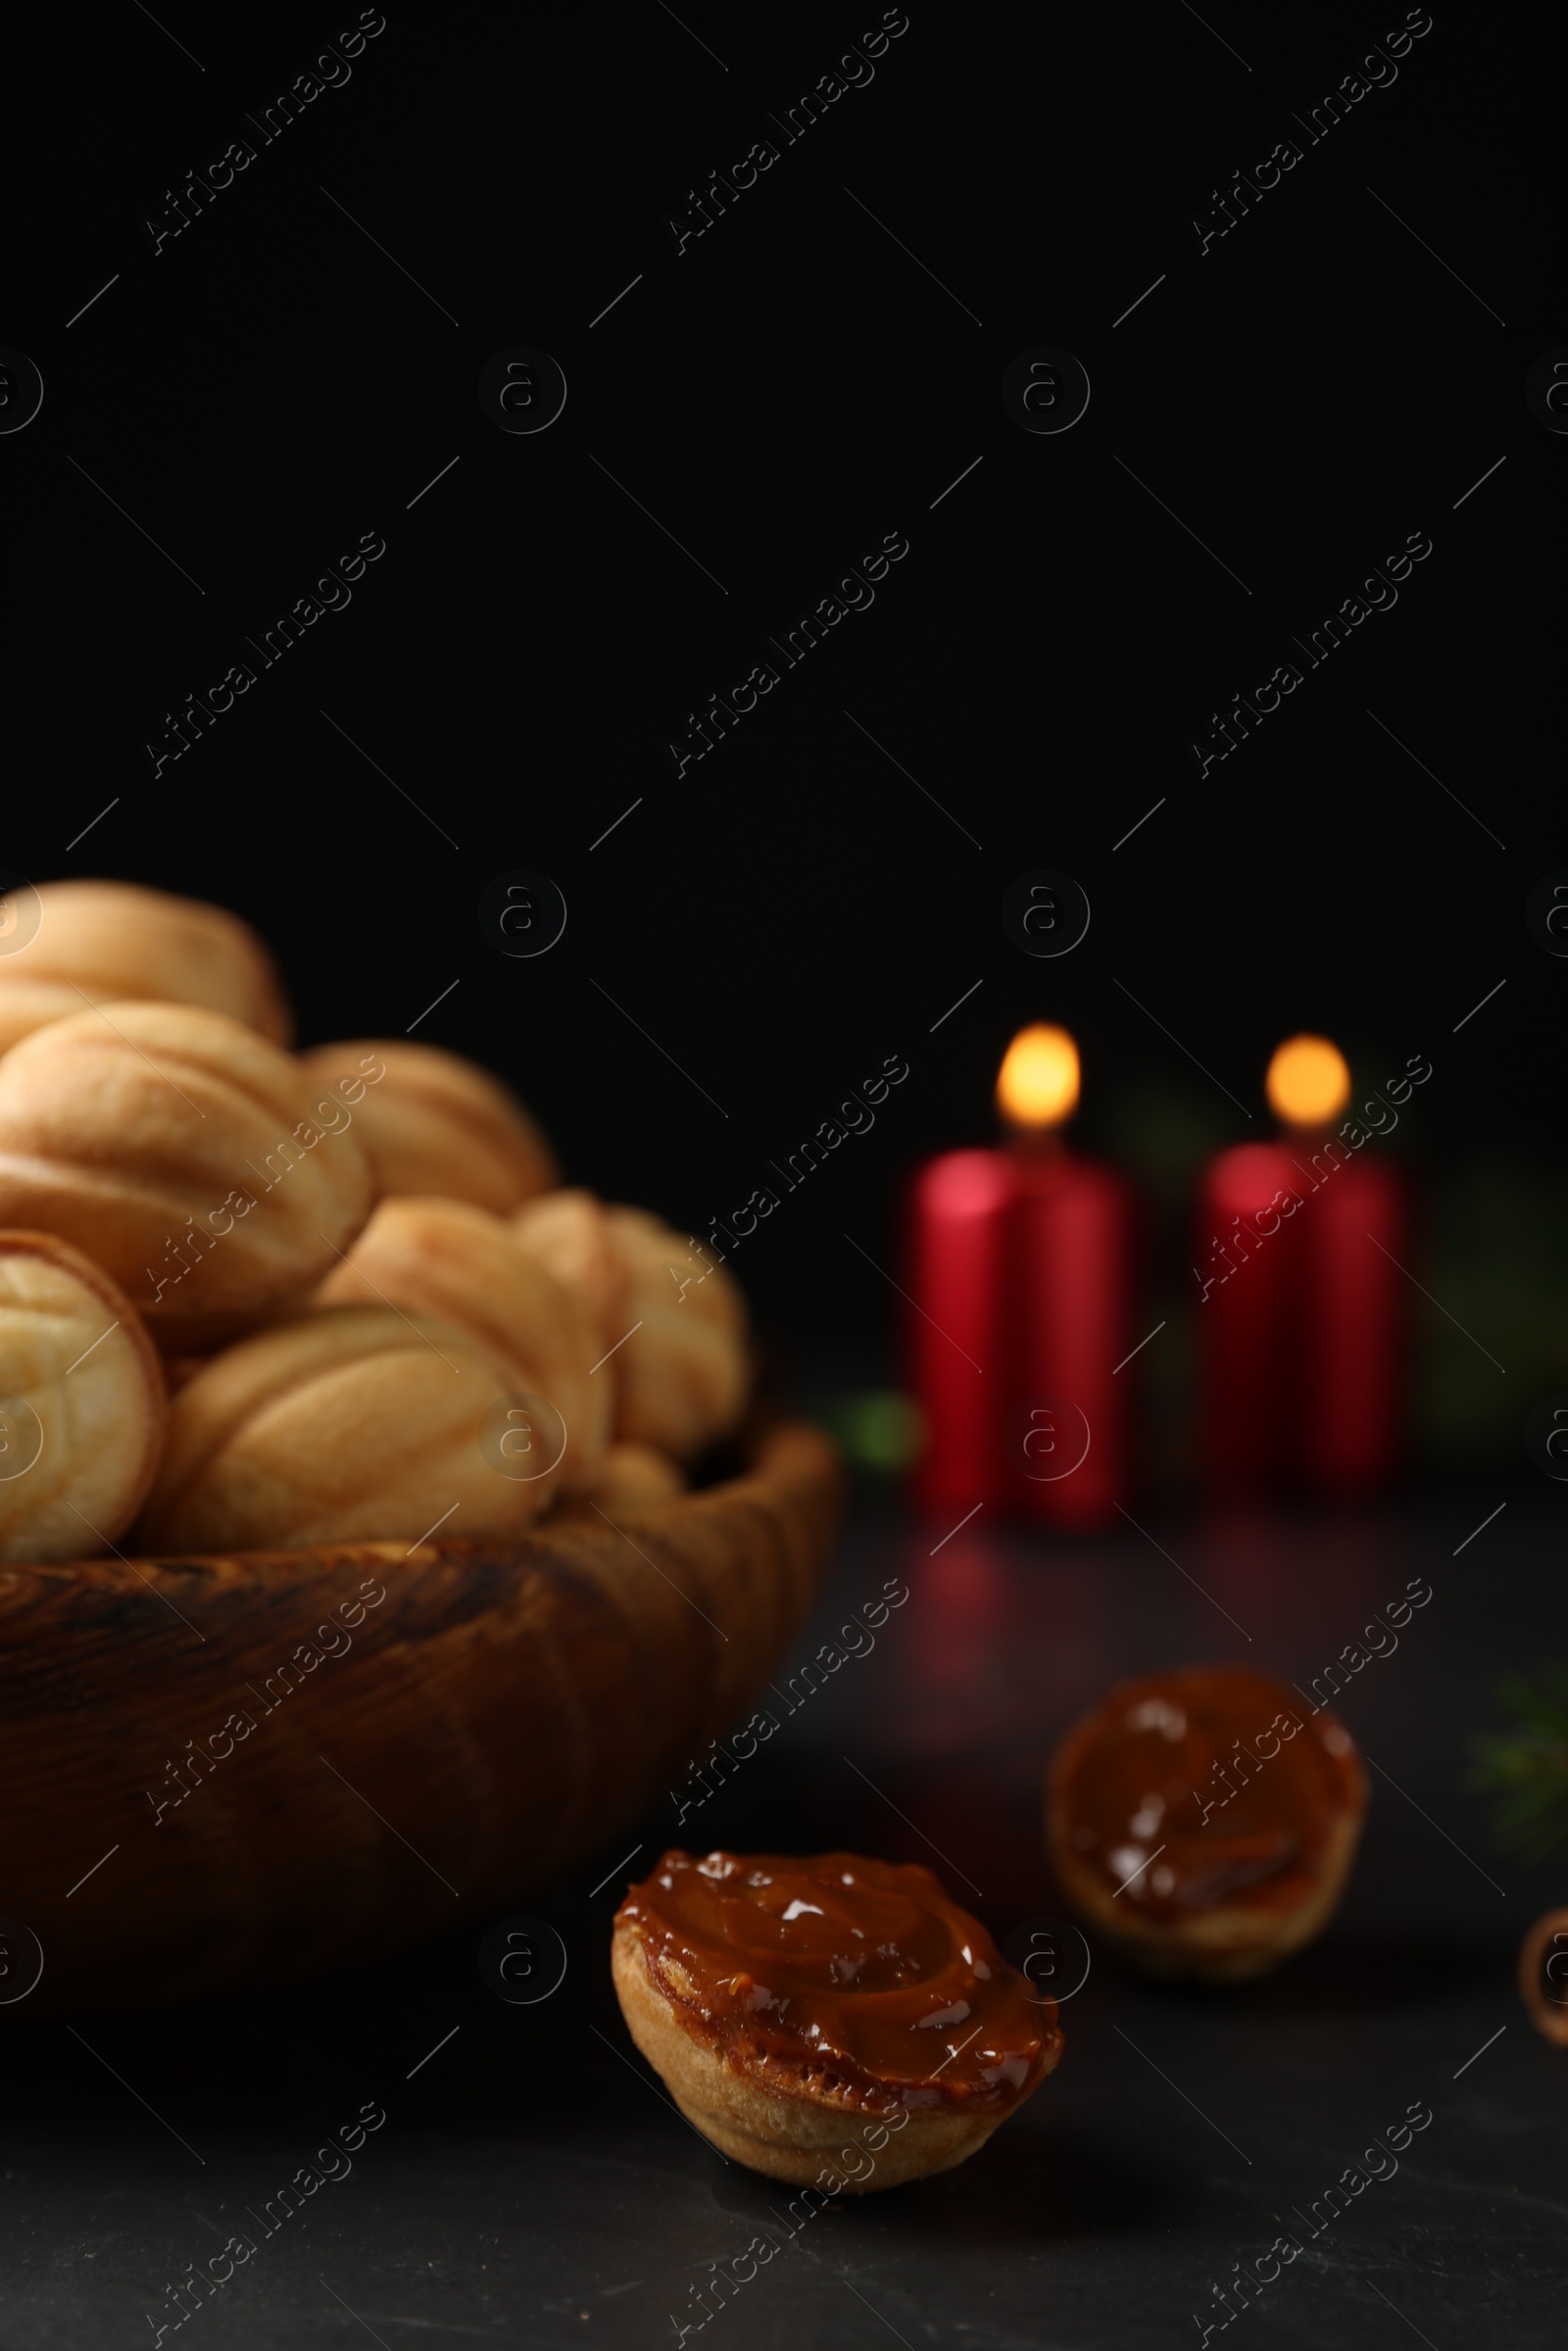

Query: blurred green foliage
(1414, 1158), (1568, 1469)
(1102, 1076), (1236, 1222)
(813, 1389), (924, 1473)
(1469, 1667), (1568, 1862)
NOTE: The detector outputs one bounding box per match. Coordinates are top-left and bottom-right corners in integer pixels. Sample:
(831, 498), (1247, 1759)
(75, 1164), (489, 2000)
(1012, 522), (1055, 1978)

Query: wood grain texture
(0, 1420), (841, 2021)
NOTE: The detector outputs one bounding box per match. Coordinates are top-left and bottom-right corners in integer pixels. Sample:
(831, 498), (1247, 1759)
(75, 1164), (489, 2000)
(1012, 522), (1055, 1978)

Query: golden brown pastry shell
(0, 978), (116, 1057)
(514, 1193), (748, 1458)
(0, 1000), (373, 1349)
(134, 1303), (560, 1553)
(315, 1198), (606, 1494)
(300, 1039), (556, 1212)
(1046, 1699), (1368, 1984)
(611, 1923), (1051, 2189)
(1519, 1906), (1568, 2047)
(0, 879), (291, 1043)
(0, 1230), (168, 1561)
(578, 1443), (686, 1516)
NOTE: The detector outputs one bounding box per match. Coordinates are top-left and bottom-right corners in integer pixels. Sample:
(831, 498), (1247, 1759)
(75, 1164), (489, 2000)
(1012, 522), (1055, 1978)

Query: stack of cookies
(0, 881), (748, 1563)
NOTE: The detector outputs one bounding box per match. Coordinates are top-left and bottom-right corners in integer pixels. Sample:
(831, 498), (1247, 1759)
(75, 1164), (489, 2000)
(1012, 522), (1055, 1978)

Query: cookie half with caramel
(1519, 1907), (1568, 2047)
(612, 1848), (1060, 2189)
(1047, 1664), (1367, 1983)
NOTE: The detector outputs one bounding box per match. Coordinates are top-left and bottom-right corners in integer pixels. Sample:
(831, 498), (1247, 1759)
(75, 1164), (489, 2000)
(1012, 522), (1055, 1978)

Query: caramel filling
(1055, 1668), (1363, 1920)
(618, 1848), (1058, 2111)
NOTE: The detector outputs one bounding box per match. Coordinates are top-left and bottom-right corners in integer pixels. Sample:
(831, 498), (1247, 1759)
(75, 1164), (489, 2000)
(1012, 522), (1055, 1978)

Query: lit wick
(1265, 1032), (1350, 1140)
(997, 1023), (1080, 1164)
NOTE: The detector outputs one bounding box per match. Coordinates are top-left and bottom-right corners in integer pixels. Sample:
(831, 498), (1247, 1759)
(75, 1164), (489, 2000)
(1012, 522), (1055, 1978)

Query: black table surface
(6, 1490), (1561, 2350)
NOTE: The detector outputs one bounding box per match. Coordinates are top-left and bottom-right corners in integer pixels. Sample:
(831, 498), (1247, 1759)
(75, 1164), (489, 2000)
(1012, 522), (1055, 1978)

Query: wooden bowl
(0, 1421), (842, 2021)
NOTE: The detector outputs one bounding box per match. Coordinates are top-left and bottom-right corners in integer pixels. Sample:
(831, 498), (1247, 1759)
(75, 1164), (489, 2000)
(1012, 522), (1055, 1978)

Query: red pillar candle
(1297, 1139), (1404, 1491)
(1198, 1035), (1405, 1496)
(1007, 1139), (1133, 1528)
(1198, 1139), (1304, 1490)
(905, 1149), (1012, 1515)
(906, 1026), (1132, 1528)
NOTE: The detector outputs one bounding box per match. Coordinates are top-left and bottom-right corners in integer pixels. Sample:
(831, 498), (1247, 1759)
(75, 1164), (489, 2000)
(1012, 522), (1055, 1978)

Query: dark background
(4, 4), (1566, 2344)
(6, 0), (1559, 1484)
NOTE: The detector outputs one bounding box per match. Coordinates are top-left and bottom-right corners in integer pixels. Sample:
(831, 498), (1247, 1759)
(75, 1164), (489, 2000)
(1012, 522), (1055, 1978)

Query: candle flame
(997, 1024), (1080, 1131)
(1265, 1033), (1350, 1128)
